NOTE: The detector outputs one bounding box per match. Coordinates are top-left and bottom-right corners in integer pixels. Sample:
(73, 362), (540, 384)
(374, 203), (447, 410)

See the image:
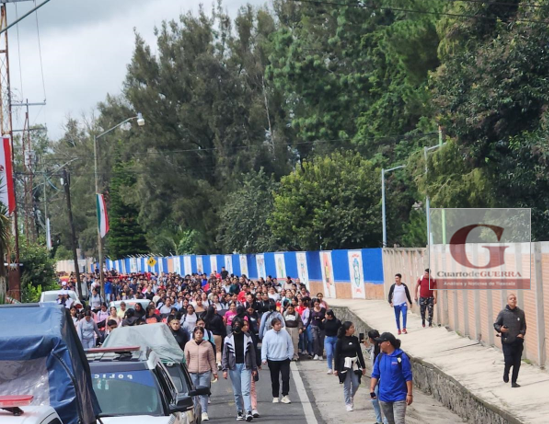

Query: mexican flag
(96, 194), (109, 238)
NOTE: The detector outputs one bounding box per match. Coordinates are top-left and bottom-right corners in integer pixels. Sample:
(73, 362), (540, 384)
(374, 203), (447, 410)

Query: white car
(0, 395), (63, 424)
(39, 290), (83, 309)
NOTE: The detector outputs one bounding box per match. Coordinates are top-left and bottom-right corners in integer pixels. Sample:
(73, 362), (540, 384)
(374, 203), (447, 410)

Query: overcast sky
(7, 0), (267, 140)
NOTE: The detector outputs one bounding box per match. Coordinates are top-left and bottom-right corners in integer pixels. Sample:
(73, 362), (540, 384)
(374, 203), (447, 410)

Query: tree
(16, 237), (57, 303)
(217, 169), (278, 253)
(107, 160), (148, 258)
(269, 152), (382, 250)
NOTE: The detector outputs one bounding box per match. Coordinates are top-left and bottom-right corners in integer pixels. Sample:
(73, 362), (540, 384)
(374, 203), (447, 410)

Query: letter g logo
(449, 224), (508, 269)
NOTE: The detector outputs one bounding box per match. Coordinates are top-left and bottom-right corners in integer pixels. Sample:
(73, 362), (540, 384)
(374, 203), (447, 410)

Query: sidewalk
(329, 299), (549, 424)
(297, 355), (466, 424)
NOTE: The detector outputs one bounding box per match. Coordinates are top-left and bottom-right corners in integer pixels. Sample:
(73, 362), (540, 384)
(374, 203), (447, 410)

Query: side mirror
(170, 394), (194, 413)
(189, 385), (210, 397)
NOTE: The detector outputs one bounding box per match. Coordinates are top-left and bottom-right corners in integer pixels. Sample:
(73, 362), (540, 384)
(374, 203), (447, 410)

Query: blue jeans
(324, 336), (338, 370)
(300, 326), (313, 355)
(190, 371), (211, 413)
(372, 384), (389, 424)
(394, 303), (408, 330)
(229, 363), (252, 413)
(343, 370), (360, 406)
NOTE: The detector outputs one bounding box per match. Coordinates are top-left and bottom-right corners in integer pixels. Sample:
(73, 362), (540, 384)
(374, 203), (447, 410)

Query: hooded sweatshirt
(371, 348), (412, 402)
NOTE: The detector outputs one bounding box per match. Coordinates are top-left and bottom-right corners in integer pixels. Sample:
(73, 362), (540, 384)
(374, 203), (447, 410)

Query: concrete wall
(382, 244), (548, 369)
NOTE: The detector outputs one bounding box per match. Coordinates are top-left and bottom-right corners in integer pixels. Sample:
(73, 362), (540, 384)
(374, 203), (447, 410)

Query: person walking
(242, 319), (261, 418)
(310, 298), (326, 359)
(169, 315), (189, 351)
(77, 311), (101, 349)
(261, 318), (294, 404)
(414, 269), (437, 328)
(283, 304), (303, 361)
(184, 327), (217, 422)
(333, 321), (366, 412)
(258, 300), (285, 340)
(370, 332), (413, 424)
(222, 317), (257, 422)
(324, 309), (341, 374)
(388, 274), (413, 335)
(364, 330), (388, 424)
(204, 306), (226, 370)
(494, 293), (526, 388)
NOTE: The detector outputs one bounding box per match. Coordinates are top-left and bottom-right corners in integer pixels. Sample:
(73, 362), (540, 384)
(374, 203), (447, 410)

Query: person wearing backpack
(364, 330), (388, 424)
(387, 274), (413, 335)
(258, 300), (285, 340)
(370, 332), (413, 424)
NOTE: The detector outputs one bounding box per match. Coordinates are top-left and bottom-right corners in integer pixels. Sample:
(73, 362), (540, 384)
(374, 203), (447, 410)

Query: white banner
(210, 255), (218, 275)
(256, 254), (266, 280)
(348, 250), (366, 299)
(196, 256), (204, 274)
(225, 255), (233, 276)
(158, 257), (164, 274)
(275, 253), (286, 282)
(184, 256), (192, 276)
(173, 256), (181, 276)
(46, 218), (52, 250)
(320, 251), (336, 298)
(130, 257), (138, 273)
(240, 255), (248, 277)
(296, 252), (309, 288)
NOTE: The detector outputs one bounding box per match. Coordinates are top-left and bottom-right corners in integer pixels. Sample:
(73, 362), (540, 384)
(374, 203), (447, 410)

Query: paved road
(208, 364), (318, 423)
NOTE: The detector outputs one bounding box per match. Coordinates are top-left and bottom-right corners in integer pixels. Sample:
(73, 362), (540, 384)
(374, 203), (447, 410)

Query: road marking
(291, 361), (319, 424)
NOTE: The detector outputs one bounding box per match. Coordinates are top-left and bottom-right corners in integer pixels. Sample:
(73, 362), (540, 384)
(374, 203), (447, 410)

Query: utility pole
(62, 169), (82, 300)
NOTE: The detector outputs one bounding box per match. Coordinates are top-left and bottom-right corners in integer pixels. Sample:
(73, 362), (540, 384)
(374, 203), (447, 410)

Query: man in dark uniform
(494, 293), (527, 388)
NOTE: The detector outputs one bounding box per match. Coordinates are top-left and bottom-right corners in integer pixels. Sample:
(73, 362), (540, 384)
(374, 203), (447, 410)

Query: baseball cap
(374, 332), (397, 344)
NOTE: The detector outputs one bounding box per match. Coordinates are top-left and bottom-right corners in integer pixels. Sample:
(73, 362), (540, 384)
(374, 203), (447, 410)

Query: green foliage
(107, 160), (149, 258)
(15, 238), (57, 303)
(270, 152), (381, 250)
(217, 169), (278, 253)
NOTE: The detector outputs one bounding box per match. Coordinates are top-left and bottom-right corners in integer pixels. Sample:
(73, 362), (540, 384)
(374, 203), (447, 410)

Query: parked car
(39, 290), (83, 309)
(0, 395), (63, 424)
(86, 346), (207, 424)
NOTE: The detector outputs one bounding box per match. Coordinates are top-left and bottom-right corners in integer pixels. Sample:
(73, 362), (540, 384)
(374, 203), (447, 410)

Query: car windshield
(42, 292), (77, 302)
(92, 370), (163, 417)
(166, 364), (191, 394)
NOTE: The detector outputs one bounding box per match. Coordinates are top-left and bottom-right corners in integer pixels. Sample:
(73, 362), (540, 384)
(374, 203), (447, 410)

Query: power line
(286, 0), (549, 24)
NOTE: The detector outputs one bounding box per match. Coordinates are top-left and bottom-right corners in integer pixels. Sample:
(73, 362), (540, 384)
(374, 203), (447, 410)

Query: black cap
(374, 332), (396, 344)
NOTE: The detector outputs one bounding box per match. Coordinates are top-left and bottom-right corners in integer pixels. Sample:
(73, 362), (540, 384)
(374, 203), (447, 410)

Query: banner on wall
(174, 257), (181, 275)
(130, 257), (138, 273)
(121, 260), (127, 274)
(274, 253), (286, 281)
(239, 255), (248, 277)
(158, 258), (164, 274)
(184, 256), (192, 276)
(256, 254), (266, 280)
(296, 252), (309, 288)
(225, 255), (233, 275)
(210, 256), (218, 275)
(196, 256), (204, 274)
(320, 251), (336, 298)
(348, 250), (366, 299)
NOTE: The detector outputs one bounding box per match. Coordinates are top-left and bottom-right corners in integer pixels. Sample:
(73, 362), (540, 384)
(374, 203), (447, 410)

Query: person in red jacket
(414, 269), (437, 328)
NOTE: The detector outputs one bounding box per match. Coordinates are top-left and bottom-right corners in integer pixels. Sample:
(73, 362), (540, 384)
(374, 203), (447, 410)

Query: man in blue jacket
(370, 332), (413, 424)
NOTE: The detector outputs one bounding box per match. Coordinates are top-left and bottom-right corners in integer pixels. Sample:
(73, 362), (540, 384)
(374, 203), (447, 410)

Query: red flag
(0, 136), (15, 214)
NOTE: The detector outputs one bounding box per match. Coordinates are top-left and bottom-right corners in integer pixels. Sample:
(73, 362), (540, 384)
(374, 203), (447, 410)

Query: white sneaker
(319, 355), (324, 360)
(272, 397), (279, 403)
(327, 369), (333, 374)
(252, 409), (260, 418)
(313, 354), (318, 360)
(346, 404), (353, 412)
(281, 396), (291, 404)
(202, 412), (209, 421)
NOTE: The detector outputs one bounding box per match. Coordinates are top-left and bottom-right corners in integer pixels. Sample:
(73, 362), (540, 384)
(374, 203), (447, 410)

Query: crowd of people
(57, 268), (417, 424)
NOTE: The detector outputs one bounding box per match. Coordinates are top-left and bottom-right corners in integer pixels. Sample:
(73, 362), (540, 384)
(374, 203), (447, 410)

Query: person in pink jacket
(184, 326), (218, 421)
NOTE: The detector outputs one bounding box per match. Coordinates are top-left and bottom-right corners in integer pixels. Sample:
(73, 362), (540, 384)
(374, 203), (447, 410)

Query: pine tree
(107, 161), (148, 258)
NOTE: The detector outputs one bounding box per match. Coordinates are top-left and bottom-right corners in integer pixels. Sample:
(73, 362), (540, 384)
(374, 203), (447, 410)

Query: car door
(155, 364), (191, 424)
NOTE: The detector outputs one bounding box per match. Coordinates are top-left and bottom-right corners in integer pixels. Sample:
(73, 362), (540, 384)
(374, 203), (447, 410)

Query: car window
(45, 419), (62, 424)
(41, 293), (58, 302)
(92, 370), (163, 417)
(155, 364), (176, 404)
(166, 364), (190, 394)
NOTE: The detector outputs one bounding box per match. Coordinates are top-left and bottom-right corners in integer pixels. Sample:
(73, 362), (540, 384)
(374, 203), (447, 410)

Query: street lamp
(94, 113), (145, 299)
(382, 165), (405, 247)
(424, 143), (446, 247)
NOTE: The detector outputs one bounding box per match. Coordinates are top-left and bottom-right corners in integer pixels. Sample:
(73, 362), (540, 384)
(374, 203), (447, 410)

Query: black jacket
(206, 313), (227, 337)
(170, 327), (189, 351)
(387, 283), (413, 305)
(494, 305), (527, 344)
(334, 335), (366, 383)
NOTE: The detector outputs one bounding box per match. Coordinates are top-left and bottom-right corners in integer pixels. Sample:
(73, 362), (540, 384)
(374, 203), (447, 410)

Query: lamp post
(94, 113), (145, 299)
(423, 143), (446, 247)
(382, 165), (405, 247)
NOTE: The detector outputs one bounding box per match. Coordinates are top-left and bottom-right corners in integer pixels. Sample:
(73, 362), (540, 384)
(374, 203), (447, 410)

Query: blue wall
(106, 248), (384, 286)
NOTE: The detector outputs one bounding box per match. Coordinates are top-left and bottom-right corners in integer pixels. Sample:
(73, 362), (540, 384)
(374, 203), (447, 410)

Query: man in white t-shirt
(387, 273), (413, 335)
